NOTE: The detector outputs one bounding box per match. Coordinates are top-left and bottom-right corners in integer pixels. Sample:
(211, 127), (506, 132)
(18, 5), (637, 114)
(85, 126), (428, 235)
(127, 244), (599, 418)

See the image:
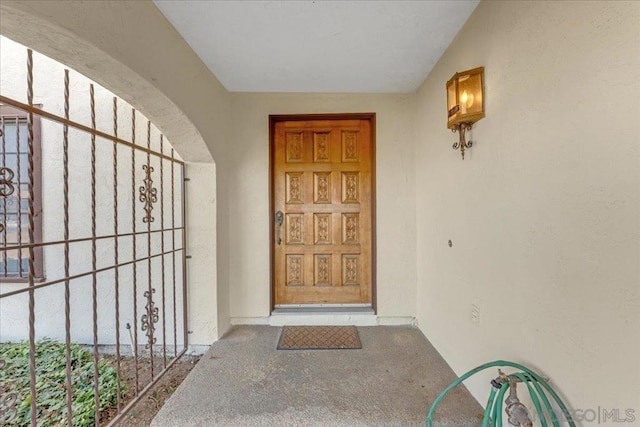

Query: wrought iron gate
(0, 47), (188, 426)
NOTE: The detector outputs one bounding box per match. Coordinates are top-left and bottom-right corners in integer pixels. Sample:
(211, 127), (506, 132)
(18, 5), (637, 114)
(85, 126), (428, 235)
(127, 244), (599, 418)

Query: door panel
(273, 118), (373, 305)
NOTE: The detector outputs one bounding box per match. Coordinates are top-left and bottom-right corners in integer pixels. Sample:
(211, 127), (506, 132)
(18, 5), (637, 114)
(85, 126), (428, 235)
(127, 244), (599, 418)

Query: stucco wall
(414, 0), (640, 420)
(229, 93), (417, 324)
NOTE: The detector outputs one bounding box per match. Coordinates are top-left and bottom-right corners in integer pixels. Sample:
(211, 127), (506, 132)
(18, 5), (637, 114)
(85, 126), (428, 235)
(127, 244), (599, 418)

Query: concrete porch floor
(152, 326), (483, 426)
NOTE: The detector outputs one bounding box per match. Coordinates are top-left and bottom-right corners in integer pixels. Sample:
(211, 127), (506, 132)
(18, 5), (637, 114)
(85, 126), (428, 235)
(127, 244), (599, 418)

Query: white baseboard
(230, 315), (416, 327)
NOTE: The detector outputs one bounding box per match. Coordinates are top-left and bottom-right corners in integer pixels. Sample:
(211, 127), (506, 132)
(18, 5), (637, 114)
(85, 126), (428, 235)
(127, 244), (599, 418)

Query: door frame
(269, 113), (377, 314)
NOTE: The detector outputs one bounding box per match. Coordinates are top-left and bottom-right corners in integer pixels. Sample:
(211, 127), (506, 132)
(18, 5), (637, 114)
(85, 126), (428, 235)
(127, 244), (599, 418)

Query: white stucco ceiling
(153, 0), (479, 93)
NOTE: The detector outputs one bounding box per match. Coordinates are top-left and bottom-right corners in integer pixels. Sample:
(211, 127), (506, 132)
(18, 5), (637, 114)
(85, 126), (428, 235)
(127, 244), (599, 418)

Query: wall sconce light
(446, 66), (485, 159)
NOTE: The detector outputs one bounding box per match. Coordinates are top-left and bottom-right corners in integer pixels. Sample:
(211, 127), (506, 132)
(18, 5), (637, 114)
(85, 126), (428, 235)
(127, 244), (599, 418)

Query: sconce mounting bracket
(452, 123), (473, 160)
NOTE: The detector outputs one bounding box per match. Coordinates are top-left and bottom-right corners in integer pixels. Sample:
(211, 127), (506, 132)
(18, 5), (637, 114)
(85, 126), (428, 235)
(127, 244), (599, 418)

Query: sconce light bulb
(460, 91), (468, 104)
(460, 90), (474, 109)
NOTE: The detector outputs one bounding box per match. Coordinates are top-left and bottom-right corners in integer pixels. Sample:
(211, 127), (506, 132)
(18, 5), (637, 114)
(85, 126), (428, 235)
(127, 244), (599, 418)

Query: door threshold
(272, 306), (374, 314)
(269, 308), (376, 326)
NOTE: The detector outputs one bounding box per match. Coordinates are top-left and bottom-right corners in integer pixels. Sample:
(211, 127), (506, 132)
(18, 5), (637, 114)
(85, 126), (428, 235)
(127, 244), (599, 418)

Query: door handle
(275, 210), (284, 245)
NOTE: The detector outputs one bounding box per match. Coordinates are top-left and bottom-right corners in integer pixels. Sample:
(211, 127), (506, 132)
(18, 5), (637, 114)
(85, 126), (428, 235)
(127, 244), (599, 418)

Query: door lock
(275, 210), (284, 245)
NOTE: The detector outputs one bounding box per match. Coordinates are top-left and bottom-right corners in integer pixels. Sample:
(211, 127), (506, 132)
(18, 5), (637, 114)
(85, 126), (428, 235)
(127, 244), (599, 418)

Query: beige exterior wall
(414, 0), (640, 418)
(228, 93), (417, 323)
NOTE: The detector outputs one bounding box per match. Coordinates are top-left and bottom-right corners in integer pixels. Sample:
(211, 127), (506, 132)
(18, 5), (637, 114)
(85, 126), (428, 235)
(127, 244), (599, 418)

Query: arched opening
(1, 2), (231, 424)
(1, 0), (232, 344)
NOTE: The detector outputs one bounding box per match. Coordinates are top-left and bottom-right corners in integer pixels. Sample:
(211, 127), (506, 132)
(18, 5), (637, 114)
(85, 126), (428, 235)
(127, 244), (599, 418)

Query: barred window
(0, 105), (43, 280)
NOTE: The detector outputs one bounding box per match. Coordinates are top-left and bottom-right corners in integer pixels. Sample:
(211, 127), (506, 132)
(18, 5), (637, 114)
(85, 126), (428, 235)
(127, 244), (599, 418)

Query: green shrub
(0, 339), (124, 426)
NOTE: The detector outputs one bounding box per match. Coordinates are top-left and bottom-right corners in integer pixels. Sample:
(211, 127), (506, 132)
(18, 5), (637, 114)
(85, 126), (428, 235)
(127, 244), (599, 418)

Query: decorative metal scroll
(0, 360), (18, 423)
(138, 164), (157, 223)
(141, 288), (159, 350)
(451, 123), (473, 160)
(0, 167), (16, 233)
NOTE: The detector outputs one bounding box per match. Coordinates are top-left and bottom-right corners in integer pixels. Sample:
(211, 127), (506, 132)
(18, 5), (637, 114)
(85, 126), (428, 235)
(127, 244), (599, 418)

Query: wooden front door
(272, 116), (374, 306)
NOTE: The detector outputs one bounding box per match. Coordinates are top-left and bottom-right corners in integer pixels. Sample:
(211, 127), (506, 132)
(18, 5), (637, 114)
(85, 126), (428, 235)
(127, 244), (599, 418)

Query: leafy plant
(0, 339), (124, 426)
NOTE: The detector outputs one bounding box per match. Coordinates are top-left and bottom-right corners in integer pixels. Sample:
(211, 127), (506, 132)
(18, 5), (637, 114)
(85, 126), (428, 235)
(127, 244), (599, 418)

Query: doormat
(277, 326), (362, 350)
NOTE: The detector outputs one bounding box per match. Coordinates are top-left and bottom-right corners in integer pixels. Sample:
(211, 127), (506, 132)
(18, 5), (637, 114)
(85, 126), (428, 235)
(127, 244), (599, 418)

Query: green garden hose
(512, 373), (547, 427)
(426, 360), (575, 427)
(481, 387), (498, 427)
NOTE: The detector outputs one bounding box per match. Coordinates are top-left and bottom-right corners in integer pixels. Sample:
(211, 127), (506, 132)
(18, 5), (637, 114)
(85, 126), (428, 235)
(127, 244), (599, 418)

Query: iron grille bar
(63, 68), (74, 427)
(0, 226), (185, 252)
(131, 108), (140, 395)
(145, 120), (156, 380)
(160, 135), (167, 368)
(1, 116), (6, 277)
(26, 47), (37, 427)
(0, 95), (184, 165)
(0, 248), (184, 300)
(90, 84), (101, 427)
(171, 148), (177, 357)
(181, 164), (189, 349)
(113, 96), (123, 412)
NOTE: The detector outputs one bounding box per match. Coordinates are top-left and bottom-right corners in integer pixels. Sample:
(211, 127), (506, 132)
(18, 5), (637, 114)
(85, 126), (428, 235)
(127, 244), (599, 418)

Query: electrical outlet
(470, 304), (480, 324)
